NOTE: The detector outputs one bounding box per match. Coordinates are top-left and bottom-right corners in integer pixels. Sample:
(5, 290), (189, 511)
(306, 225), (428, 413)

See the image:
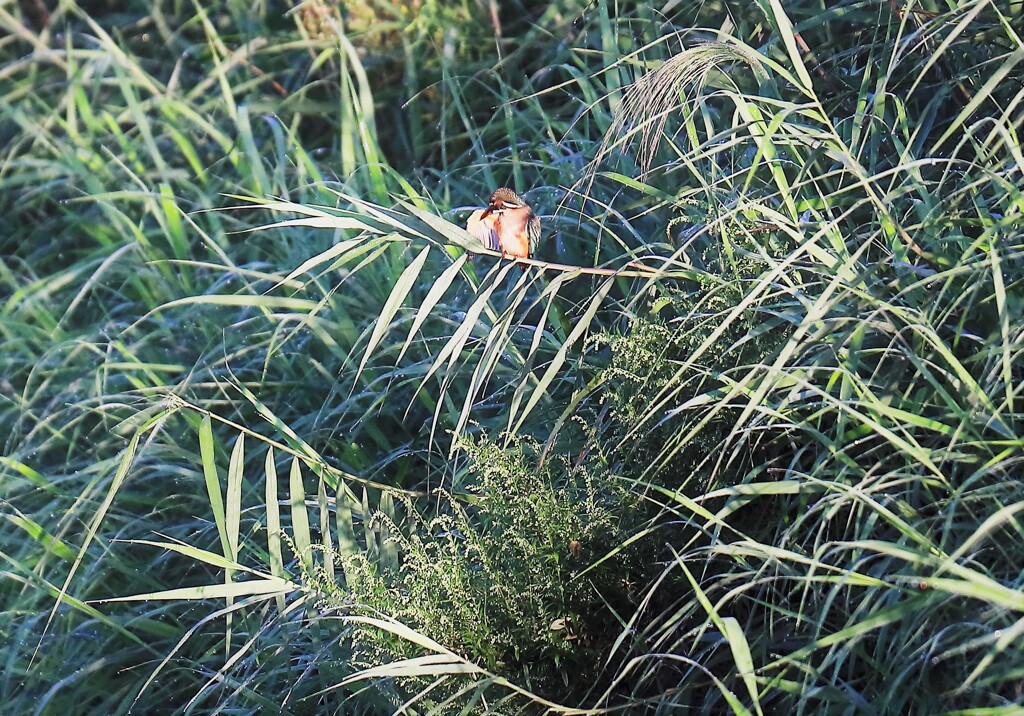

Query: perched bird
(466, 188), (541, 260)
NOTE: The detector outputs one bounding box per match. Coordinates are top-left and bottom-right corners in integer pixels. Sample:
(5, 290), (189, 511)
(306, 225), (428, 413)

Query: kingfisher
(466, 188), (541, 260)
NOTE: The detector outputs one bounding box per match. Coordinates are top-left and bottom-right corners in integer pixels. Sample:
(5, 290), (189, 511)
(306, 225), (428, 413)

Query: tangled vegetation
(2, 0), (1023, 713)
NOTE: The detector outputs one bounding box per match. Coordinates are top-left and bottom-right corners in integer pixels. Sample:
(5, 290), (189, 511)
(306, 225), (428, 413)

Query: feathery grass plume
(577, 39), (769, 200)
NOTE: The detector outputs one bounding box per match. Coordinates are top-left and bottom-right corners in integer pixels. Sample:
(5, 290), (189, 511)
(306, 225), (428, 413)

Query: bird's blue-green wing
(528, 215), (541, 255)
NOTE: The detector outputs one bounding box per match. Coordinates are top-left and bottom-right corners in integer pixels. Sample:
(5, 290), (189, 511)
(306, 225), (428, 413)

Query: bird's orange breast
(499, 230), (530, 259)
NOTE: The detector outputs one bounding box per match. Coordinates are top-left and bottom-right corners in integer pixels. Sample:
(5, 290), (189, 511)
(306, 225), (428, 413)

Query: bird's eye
(501, 201), (521, 209)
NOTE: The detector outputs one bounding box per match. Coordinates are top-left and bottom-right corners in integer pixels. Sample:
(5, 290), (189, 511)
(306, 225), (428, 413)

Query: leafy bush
(315, 436), (638, 704)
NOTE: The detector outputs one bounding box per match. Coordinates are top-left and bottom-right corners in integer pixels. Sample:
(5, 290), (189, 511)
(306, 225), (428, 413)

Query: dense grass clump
(2, 1), (1023, 714)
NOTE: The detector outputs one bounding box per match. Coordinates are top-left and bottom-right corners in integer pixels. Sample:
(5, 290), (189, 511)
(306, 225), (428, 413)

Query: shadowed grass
(2, 0), (1023, 713)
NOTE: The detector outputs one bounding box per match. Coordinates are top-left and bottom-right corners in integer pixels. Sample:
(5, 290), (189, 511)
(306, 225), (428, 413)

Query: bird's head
(485, 187), (531, 215)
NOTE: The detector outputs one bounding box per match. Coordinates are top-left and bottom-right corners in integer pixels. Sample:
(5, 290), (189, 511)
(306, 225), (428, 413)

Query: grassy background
(2, 0), (1024, 713)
